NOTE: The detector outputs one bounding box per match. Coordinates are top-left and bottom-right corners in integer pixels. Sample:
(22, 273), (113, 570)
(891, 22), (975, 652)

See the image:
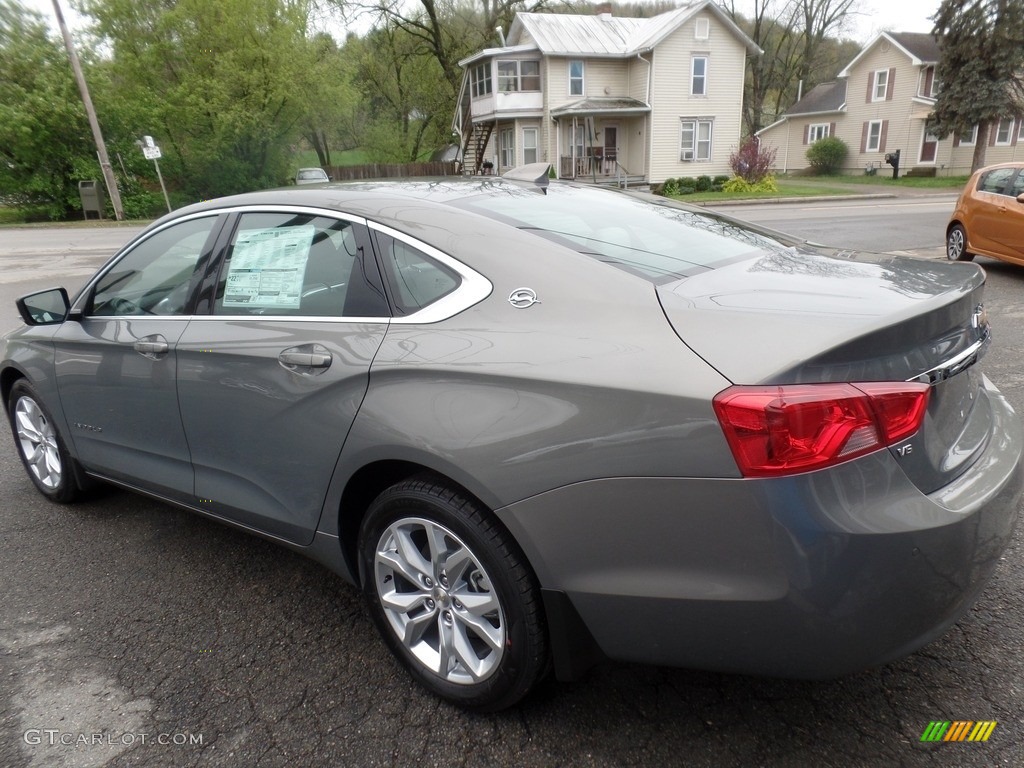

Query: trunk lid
(657, 248), (992, 493)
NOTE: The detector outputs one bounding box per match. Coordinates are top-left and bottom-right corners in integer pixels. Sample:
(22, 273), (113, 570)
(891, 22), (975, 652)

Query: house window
(523, 128), (538, 164)
(680, 118), (713, 161)
(497, 61), (517, 92)
(695, 17), (710, 40)
(470, 62), (491, 98)
(691, 56), (707, 96)
(569, 60), (584, 96)
(959, 125), (978, 146)
(920, 66), (938, 98)
(809, 123), (830, 142)
(1019, 120), (1024, 141)
(499, 127), (515, 168)
(520, 61), (540, 91)
(866, 120), (883, 152)
(995, 118), (1015, 145)
(872, 69), (888, 101)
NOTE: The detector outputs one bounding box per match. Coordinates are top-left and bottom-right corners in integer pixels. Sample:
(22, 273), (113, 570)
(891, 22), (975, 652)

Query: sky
(24, 0), (942, 45)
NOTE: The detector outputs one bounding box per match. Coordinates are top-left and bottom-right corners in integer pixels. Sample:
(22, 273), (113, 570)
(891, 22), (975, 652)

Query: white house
(452, 2), (761, 184)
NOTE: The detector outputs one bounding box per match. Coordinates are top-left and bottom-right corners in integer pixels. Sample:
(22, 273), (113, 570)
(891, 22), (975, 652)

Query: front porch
(551, 98), (649, 184)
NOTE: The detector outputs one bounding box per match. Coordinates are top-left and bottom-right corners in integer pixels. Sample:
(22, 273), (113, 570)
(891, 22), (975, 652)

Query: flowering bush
(729, 139), (777, 183)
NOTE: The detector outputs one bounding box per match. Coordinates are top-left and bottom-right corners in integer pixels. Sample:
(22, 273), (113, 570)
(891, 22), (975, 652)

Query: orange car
(947, 162), (1024, 264)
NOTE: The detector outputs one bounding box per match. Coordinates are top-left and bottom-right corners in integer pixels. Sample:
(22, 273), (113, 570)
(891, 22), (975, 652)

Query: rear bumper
(497, 386), (1023, 680)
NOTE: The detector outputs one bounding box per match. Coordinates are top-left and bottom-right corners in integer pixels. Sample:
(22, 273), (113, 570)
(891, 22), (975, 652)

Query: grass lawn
(293, 148), (374, 168)
(671, 174), (967, 203)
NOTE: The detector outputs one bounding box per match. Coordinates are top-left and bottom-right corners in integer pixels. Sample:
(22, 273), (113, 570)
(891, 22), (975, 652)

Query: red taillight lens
(713, 382), (931, 477)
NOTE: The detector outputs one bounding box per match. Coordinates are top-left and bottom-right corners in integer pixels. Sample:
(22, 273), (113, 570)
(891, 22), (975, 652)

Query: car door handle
(278, 345), (333, 372)
(279, 352), (331, 367)
(134, 336), (169, 359)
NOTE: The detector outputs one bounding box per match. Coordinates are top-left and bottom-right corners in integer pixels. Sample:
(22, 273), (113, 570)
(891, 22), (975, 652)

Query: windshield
(455, 184), (799, 281)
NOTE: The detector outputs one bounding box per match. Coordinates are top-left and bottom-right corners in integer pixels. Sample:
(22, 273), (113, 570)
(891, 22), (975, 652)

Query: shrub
(659, 178), (680, 196)
(729, 138), (777, 183)
(695, 175), (712, 192)
(722, 175), (779, 194)
(713, 175), (730, 186)
(806, 136), (848, 174)
(677, 185), (695, 195)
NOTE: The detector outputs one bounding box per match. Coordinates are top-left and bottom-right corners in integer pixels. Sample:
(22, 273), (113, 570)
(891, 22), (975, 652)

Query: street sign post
(139, 135), (171, 213)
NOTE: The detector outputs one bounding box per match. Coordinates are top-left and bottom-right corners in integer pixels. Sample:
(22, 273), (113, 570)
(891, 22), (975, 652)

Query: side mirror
(1018, 193), (1024, 204)
(16, 287), (71, 326)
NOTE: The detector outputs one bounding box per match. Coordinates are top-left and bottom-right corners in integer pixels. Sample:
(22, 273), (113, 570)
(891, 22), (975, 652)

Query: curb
(697, 193), (897, 207)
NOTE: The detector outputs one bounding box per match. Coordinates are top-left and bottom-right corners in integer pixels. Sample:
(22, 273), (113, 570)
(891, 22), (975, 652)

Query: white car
(295, 167), (330, 185)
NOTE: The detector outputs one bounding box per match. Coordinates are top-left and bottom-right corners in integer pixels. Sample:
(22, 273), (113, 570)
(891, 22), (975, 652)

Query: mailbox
(884, 149), (901, 179)
(78, 180), (106, 220)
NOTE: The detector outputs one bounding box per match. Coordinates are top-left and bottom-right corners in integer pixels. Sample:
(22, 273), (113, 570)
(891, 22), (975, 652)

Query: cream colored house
(757, 31), (1024, 176)
(452, 3), (761, 184)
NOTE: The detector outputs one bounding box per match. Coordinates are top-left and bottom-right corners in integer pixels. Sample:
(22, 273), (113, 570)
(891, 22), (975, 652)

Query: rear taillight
(713, 382), (930, 477)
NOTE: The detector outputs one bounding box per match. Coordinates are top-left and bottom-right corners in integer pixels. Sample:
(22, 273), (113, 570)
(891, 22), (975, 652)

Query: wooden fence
(325, 161), (461, 181)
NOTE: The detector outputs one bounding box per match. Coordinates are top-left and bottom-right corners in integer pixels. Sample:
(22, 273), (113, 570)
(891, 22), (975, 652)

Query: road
(1, 199), (1023, 767)
(711, 194), (957, 256)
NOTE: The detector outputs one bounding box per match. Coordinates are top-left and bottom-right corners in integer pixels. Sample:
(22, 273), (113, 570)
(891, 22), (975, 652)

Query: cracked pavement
(1, 247), (1023, 767)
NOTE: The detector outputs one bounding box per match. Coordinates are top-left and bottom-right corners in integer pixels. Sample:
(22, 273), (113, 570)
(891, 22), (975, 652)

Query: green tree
(301, 32), (364, 167)
(82, 0), (328, 197)
(0, 1), (99, 219)
(932, 0), (1024, 173)
(349, 25), (450, 161)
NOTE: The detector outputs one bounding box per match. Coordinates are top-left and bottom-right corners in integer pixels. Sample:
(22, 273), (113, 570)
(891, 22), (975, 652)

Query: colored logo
(920, 721), (997, 743)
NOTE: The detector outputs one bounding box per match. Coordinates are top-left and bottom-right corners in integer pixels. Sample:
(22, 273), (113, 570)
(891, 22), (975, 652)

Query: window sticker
(223, 225), (314, 308)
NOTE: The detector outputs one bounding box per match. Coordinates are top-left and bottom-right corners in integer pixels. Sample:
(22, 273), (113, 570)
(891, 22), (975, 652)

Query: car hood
(656, 247), (987, 385)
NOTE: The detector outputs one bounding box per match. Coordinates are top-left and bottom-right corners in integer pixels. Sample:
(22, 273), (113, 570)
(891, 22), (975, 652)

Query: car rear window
(454, 184), (797, 281)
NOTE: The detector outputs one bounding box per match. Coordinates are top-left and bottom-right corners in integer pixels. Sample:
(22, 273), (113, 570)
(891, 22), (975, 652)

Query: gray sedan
(3, 171), (1020, 711)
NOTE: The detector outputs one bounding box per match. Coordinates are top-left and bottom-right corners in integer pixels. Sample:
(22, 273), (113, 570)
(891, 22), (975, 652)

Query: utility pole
(52, 0), (124, 221)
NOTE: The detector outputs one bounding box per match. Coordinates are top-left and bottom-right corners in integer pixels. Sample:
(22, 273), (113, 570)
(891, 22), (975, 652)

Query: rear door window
(213, 212), (388, 318)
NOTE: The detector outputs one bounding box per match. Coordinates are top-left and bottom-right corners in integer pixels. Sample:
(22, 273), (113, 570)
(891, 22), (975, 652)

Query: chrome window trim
(367, 221), (493, 324)
(75, 205), (491, 325)
(77, 205), (374, 320)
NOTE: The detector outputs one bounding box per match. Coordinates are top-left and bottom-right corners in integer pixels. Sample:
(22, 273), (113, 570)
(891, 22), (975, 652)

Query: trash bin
(78, 180), (105, 220)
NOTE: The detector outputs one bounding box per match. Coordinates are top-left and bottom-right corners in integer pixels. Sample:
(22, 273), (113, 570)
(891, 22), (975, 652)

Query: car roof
(162, 177), (558, 222)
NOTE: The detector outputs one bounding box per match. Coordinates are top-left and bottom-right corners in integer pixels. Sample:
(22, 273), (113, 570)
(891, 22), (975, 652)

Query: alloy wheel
(14, 396), (62, 490)
(373, 516), (505, 684)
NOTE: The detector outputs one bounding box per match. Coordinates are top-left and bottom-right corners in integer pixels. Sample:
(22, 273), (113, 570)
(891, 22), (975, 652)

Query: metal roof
(506, 2), (760, 58)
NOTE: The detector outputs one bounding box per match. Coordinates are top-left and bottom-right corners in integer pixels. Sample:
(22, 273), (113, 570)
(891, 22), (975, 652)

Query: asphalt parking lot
(1, 224), (1023, 767)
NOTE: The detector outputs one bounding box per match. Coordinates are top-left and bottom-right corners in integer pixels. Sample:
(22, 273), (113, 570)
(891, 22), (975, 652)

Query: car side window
(1010, 171), (1024, 199)
(214, 212), (385, 317)
(90, 217), (216, 316)
(978, 168), (1016, 195)
(373, 232), (460, 316)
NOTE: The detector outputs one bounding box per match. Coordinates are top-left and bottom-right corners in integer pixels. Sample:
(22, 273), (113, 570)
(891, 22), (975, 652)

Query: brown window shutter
(866, 74), (874, 102)
(886, 68), (895, 101)
(829, 122), (836, 137)
(989, 123), (997, 145)
(860, 122), (869, 152)
(803, 125), (810, 144)
(879, 120), (889, 152)
(953, 132), (961, 147)
(923, 67), (933, 97)
(1014, 119), (1019, 146)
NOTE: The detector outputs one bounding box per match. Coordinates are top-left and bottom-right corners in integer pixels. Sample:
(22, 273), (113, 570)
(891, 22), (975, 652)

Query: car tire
(7, 380), (83, 503)
(359, 476), (548, 711)
(947, 223), (974, 262)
